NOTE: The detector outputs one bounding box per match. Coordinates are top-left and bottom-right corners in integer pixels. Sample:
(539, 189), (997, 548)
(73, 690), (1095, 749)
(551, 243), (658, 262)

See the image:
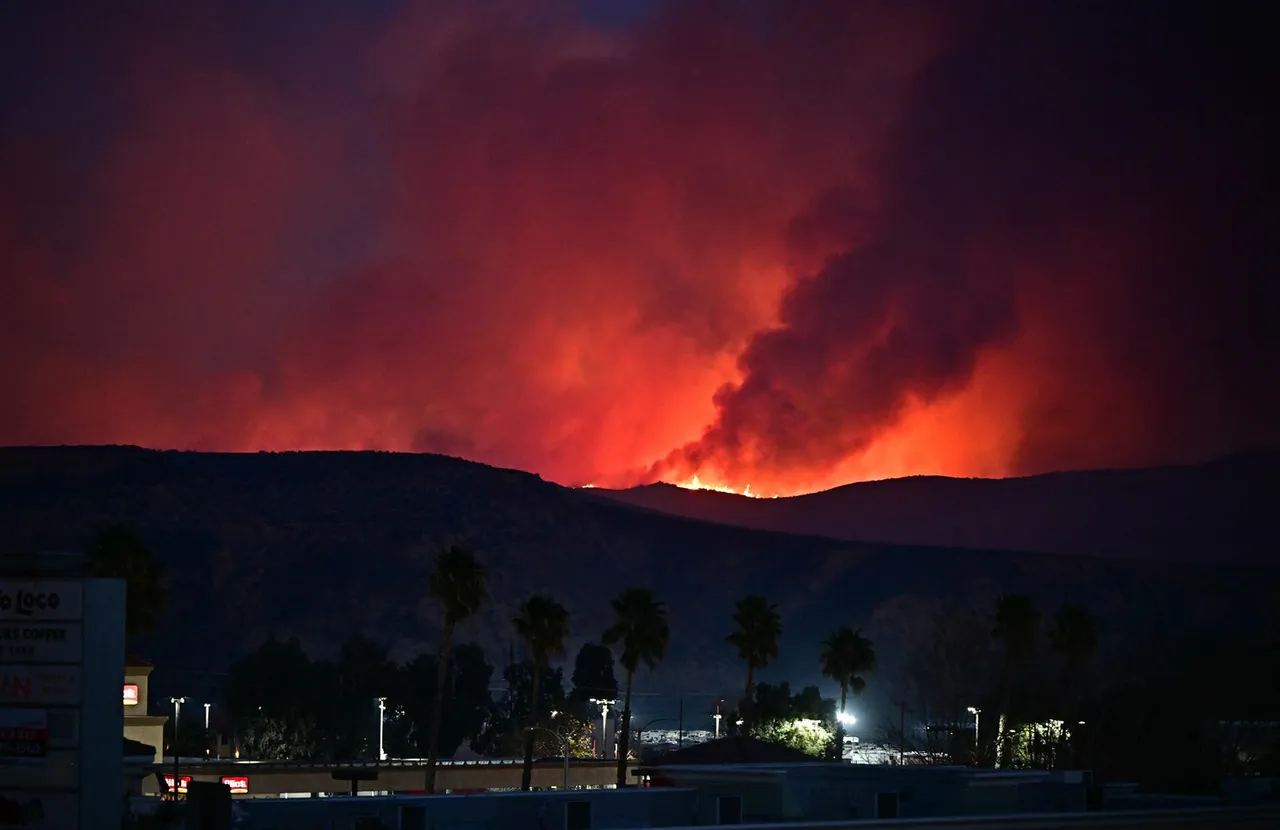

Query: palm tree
(726, 595), (782, 732)
(423, 544), (487, 793)
(992, 593), (1040, 768)
(1049, 604), (1099, 765)
(602, 588), (670, 786)
(819, 626), (876, 754)
(514, 594), (571, 791)
(84, 524), (169, 643)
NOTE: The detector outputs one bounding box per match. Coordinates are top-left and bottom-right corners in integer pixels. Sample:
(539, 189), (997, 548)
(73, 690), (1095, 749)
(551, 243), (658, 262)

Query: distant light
(838, 711), (856, 726)
(967, 706), (980, 715)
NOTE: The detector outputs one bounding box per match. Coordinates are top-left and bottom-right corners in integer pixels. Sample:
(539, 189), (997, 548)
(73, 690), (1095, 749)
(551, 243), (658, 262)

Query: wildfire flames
(672, 475), (776, 499)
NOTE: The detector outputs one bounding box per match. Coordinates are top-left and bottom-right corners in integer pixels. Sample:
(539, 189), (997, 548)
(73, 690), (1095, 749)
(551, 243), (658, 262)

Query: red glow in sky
(0, 1), (1275, 496)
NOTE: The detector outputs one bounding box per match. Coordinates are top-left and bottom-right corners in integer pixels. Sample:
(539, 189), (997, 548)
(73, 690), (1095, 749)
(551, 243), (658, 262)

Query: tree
(755, 717), (833, 758)
(223, 637), (323, 761)
(388, 644), (494, 759)
(569, 642), (619, 716)
(602, 588), (670, 787)
(475, 661), (567, 758)
(536, 713), (595, 758)
(1048, 604), (1099, 764)
(992, 593), (1041, 768)
(84, 523), (168, 643)
(327, 637), (394, 760)
(819, 626), (876, 754)
(423, 544), (487, 793)
(513, 595), (571, 790)
(726, 595), (782, 732)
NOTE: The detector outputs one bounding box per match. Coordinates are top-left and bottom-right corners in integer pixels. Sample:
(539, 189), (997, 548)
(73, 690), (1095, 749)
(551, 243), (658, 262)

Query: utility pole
(589, 698), (616, 759)
(898, 699), (906, 765)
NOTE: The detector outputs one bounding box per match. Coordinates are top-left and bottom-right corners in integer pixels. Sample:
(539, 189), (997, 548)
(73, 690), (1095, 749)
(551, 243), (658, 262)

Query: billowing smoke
(1, 0), (1276, 493)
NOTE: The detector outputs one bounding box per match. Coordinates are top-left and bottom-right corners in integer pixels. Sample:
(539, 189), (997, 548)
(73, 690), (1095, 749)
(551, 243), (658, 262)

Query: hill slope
(594, 451), (1279, 564)
(0, 446), (1272, 711)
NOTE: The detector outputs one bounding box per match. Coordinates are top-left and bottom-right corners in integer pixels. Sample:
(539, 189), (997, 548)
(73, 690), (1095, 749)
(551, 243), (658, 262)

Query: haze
(2, 0), (1275, 496)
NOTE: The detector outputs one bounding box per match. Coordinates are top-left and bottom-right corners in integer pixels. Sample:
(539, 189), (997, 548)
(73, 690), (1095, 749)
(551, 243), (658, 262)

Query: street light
(589, 698), (616, 758)
(528, 726), (571, 790)
(967, 707), (981, 749)
(169, 697), (186, 799)
(203, 702), (211, 731)
(376, 697), (388, 761)
(170, 697), (185, 747)
(713, 700), (723, 739)
(837, 711), (857, 726)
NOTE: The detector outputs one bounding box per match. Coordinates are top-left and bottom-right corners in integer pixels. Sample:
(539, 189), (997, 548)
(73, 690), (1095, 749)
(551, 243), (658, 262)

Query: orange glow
(1, 2), (1271, 496)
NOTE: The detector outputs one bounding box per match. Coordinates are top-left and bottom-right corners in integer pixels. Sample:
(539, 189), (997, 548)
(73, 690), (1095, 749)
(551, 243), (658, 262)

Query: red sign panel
(221, 776), (249, 794)
(123, 684), (139, 706)
(0, 709), (47, 759)
(162, 775), (191, 794)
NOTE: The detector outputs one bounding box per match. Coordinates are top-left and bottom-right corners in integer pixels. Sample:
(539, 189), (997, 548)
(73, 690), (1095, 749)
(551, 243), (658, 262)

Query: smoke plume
(1, 0), (1276, 494)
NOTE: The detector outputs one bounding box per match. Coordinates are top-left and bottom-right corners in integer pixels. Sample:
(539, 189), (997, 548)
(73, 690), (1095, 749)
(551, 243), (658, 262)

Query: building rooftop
(649, 736), (816, 766)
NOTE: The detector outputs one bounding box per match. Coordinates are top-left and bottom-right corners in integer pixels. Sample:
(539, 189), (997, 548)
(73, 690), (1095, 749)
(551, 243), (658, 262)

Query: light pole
(170, 697), (185, 753)
(530, 725), (571, 790)
(589, 698), (616, 759)
(169, 697), (185, 799)
(837, 711), (856, 763)
(713, 700), (723, 739)
(968, 707), (981, 755)
(376, 697), (388, 761)
(203, 702), (211, 731)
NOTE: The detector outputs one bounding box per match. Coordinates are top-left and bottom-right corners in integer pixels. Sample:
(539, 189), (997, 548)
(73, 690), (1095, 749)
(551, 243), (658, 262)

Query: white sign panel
(0, 748), (78, 787)
(0, 665), (81, 706)
(0, 582), (83, 621)
(0, 622), (82, 663)
(0, 790), (79, 829)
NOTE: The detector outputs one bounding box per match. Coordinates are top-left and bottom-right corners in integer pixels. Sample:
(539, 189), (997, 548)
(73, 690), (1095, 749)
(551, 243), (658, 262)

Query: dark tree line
(221, 635), (608, 765)
(875, 592), (1280, 793)
(83, 523), (1280, 795)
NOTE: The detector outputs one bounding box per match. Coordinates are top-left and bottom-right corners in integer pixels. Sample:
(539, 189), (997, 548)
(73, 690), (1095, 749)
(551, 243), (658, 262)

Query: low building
(123, 659), (167, 763)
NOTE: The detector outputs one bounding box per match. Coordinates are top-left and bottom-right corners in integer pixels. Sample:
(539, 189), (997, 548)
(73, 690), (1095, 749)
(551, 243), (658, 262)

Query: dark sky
(1, 0), (1276, 495)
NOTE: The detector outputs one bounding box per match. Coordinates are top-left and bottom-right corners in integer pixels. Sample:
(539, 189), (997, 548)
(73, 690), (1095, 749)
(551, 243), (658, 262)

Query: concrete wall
(233, 788), (700, 830)
(141, 759), (637, 797)
(219, 795), (1280, 830)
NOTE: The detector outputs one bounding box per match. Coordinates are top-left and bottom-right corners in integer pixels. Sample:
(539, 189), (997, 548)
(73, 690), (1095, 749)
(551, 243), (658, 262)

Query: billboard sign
(122, 684), (138, 706)
(162, 775), (191, 794)
(221, 776), (249, 794)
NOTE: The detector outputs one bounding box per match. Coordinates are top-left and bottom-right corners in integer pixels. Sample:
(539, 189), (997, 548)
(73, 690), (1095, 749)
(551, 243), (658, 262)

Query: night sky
(2, 0), (1276, 496)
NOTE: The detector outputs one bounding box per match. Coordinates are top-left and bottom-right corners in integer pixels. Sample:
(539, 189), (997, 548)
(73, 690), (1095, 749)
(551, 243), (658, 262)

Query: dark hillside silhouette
(594, 450), (1278, 564)
(0, 446), (1272, 700)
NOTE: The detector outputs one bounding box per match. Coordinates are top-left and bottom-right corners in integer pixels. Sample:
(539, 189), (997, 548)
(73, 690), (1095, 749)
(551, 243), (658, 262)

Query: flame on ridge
(672, 473), (777, 499)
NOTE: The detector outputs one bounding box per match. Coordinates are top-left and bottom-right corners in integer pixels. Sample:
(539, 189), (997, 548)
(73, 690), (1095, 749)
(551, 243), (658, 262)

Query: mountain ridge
(594, 449), (1278, 563)
(0, 445), (1272, 716)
